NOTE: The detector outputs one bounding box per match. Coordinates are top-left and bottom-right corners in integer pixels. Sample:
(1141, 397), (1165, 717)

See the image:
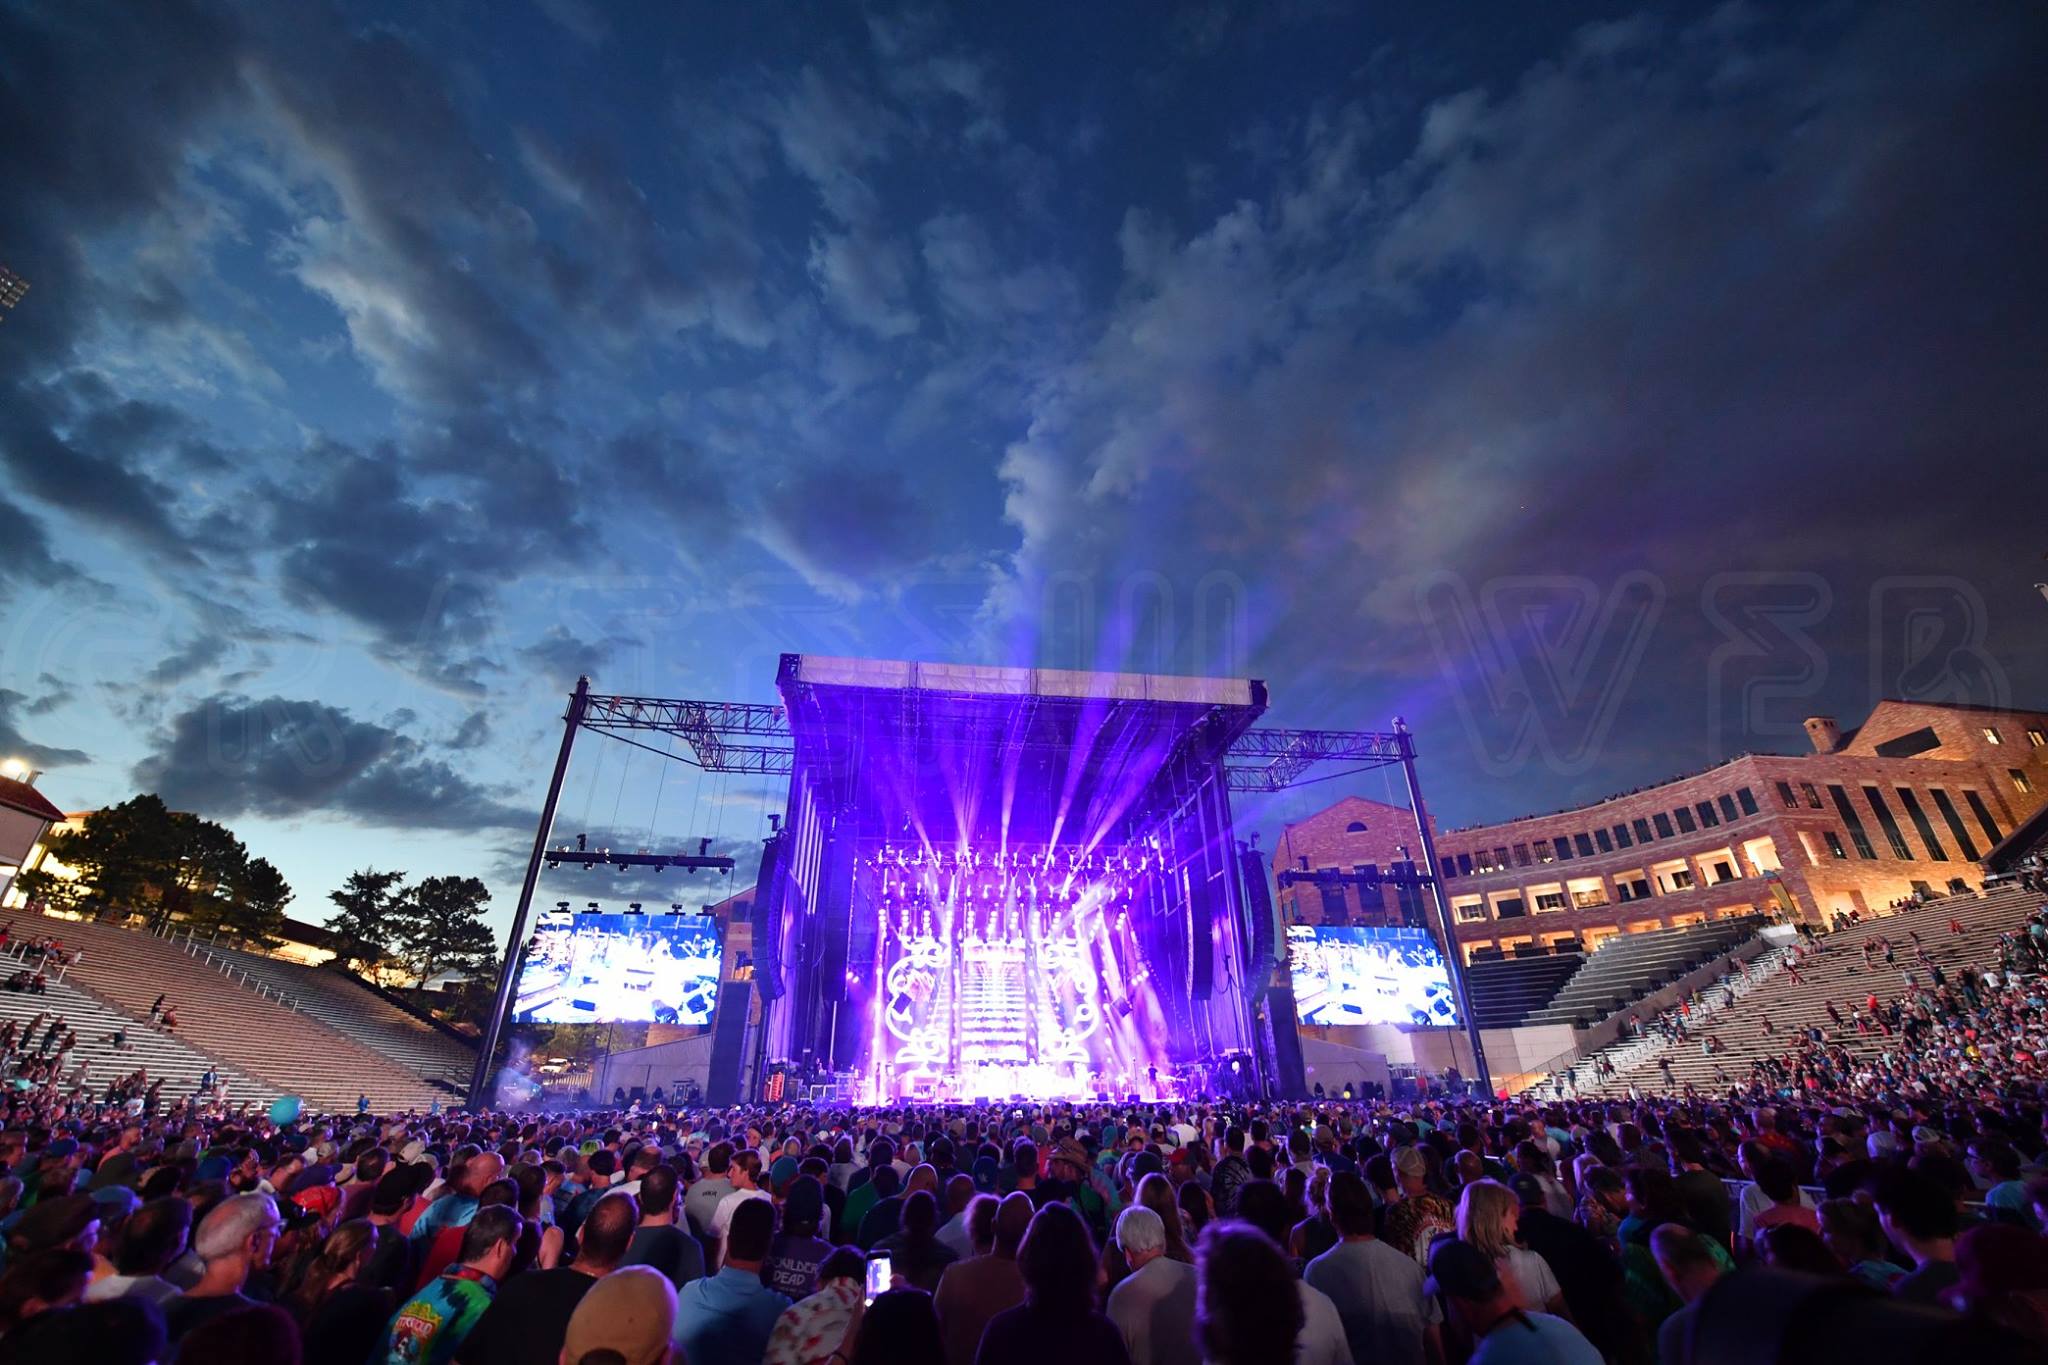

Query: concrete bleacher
(1465, 951), (1585, 1028)
(185, 937), (473, 1093)
(26, 912), (456, 1113)
(0, 966), (271, 1105)
(1584, 887), (2033, 1096)
(1524, 917), (1767, 1028)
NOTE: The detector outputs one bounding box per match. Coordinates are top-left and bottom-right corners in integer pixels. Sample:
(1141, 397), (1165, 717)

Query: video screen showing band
(513, 914), (723, 1025)
(1288, 925), (1458, 1027)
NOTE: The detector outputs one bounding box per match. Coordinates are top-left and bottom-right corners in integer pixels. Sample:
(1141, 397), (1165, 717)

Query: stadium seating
(1580, 887), (2031, 1096)
(22, 913), (457, 1112)
(189, 939), (474, 1092)
(1464, 950), (1584, 1028)
(1522, 916), (1767, 1029)
(0, 961), (272, 1105)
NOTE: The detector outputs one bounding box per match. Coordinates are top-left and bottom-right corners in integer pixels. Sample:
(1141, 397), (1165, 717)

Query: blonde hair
(1456, 1179), (1519, 1260)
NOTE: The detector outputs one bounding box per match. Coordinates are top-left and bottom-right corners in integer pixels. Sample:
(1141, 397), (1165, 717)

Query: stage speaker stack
(1238, 843), (1275, 993)
(752, 834), (785, 1002)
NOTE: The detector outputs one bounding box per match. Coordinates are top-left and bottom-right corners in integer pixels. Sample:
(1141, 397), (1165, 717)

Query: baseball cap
(561, 1266), (675, 1365)
(1505, 1173), (1546, 1208)
(13, 1193), (98, 1253)
(1424, 1238), (1501, 1300)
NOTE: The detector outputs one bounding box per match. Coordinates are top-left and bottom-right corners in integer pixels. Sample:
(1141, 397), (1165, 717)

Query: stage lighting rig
(627, 902), (644, 914)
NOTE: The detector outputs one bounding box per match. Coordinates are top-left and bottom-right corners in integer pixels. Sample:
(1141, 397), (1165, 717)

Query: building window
(1862, 786), (1914, 860)
(1696, 801), (1719, 828)
(1345, 820), (1368, 832)
(1929, 789), (1981, 861)
(1984, 726), (2004, 745)
(2029, 728), (2045, 748)
(1652, 813), (1675, 839)
(1737, 787), (1760, 816)
(1801, 782), (1822, 809)
(1896, 788), (1948, 862)
(1455, 901), (1488, 923)
(1709, 861), (1738, 884)
(1534, 892), (1569, 913)
(1439, 857), (1456, 880)
(1495, 897), (1527, 919)
(1456, 852), (1474, 877)
(1574, 833), (1595, 857)
(1532, 840), (1552, 864)
(1667, 867), (1696, 891)
(1508, 843), (1527, 867)
(1674, 807), (1697, 834)
(1963, 789), (2004, 845)
(1594, 828), (1613, 853)
(1717, 794), (1740, 822)
(2014, 769), (2034, 794)
(1827, 785), (1878, 859)
(1494, 848), (1512, 872)
(1553, 837), (1573, 862)
(1633, 818), (1653, 842)
(1775, 780), (1798, 809)
(1823, 831), (1848, 859)
(1613, 824), (1633, 849)
(1320, 884), (1349, 923)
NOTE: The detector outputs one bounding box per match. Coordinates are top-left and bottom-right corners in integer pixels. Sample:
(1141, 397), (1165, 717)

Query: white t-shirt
(1498, 1246), (1562, 1312)
(710, 1186), (771, 1243)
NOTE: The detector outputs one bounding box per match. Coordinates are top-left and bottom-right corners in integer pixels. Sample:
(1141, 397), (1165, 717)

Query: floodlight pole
(1393, 717), (1492, 1098)
(470, 675), (590, 1108)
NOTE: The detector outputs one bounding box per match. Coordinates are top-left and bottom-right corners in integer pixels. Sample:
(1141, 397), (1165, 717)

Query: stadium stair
(25, 912), (456, 1114)
(1464, 950), (1585, 1029)
(1581, 887), (2034, 1097)
(1523, 917), (1766, 1029)
(0, 961), (272, 1105)
(184, 937), (474, 1093)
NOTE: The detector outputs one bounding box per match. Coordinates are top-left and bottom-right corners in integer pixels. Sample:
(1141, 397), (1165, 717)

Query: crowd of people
(0, 895), (2044, 1363)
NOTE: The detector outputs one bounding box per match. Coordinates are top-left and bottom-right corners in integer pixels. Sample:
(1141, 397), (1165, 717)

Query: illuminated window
(2014, 769), (2034, 794)
(1984, 726), (2004, 745)
(2029, 729), (2045, 748)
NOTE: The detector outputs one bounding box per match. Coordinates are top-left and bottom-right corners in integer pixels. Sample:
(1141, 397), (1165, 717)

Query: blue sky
(3, 1), (2044, 935)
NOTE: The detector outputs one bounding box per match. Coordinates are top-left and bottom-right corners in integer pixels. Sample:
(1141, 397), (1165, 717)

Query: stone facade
(1274, 701), (2048, 962)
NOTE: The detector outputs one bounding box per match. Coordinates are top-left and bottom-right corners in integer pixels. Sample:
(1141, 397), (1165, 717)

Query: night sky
(3, 2), (2044, 932)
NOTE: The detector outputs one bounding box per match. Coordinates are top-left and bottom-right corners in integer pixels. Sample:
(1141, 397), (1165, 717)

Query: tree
(394, 875), (499, 987)
(19, 795), (291, 944)
(325, 869), (407, 976)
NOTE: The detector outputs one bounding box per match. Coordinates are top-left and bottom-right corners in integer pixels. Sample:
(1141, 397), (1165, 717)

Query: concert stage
(763, 657), (1267, 1104)
(476, 654), (1487, 1106)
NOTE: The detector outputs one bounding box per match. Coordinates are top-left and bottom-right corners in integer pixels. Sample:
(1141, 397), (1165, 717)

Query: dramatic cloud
(134, 695), (530, 832)
(0, 690), (91, 770)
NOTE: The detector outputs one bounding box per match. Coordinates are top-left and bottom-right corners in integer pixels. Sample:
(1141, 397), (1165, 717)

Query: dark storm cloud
(0, 690), (90, 770)
(990, 4), (2048, 759)
(0, 500), (82, 596)
(134, 694), (529, 832)
(756, 463), (940, 599)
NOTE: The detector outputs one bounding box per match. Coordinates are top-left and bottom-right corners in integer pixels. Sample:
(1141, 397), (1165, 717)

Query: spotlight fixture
(584, 901), (600, 914)
(669, 903), (685, 915)
(697, 837), (712, 856)
(627, 902), (644, 914)
(576, 834), (588, 852)
(553, 901), (570, 913)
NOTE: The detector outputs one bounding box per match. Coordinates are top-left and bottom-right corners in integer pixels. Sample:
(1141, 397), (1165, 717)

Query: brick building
(1275, 700), (2048, 963)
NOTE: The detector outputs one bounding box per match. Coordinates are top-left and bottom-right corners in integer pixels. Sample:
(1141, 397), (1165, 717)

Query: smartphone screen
(865, 1254), (892, 1304)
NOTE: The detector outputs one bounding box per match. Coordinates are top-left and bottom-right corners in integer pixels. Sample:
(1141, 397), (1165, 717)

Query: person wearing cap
(166, 1192), (281, 1343)
(1424, 1238), (1600, 1365)
(673, 1198), (791, 1365)
(86, 1194), (189, 1308)
(7, 1191), (100, 1268)
(554, 1264), (676, 1365)
(1303, 1172), (1440, 1365)
(762, 1175), (832, 1299)
(1104, 1205), (1196, 1365)
(457, 1191), (639, 1365)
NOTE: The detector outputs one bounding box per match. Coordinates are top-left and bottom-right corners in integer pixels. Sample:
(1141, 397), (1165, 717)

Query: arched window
(1345, 820), (1368, 833)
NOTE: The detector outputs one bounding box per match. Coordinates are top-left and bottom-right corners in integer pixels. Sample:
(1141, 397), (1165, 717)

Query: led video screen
(513, 914), (723, 1025)
(1288, 925), (1458, 1027)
